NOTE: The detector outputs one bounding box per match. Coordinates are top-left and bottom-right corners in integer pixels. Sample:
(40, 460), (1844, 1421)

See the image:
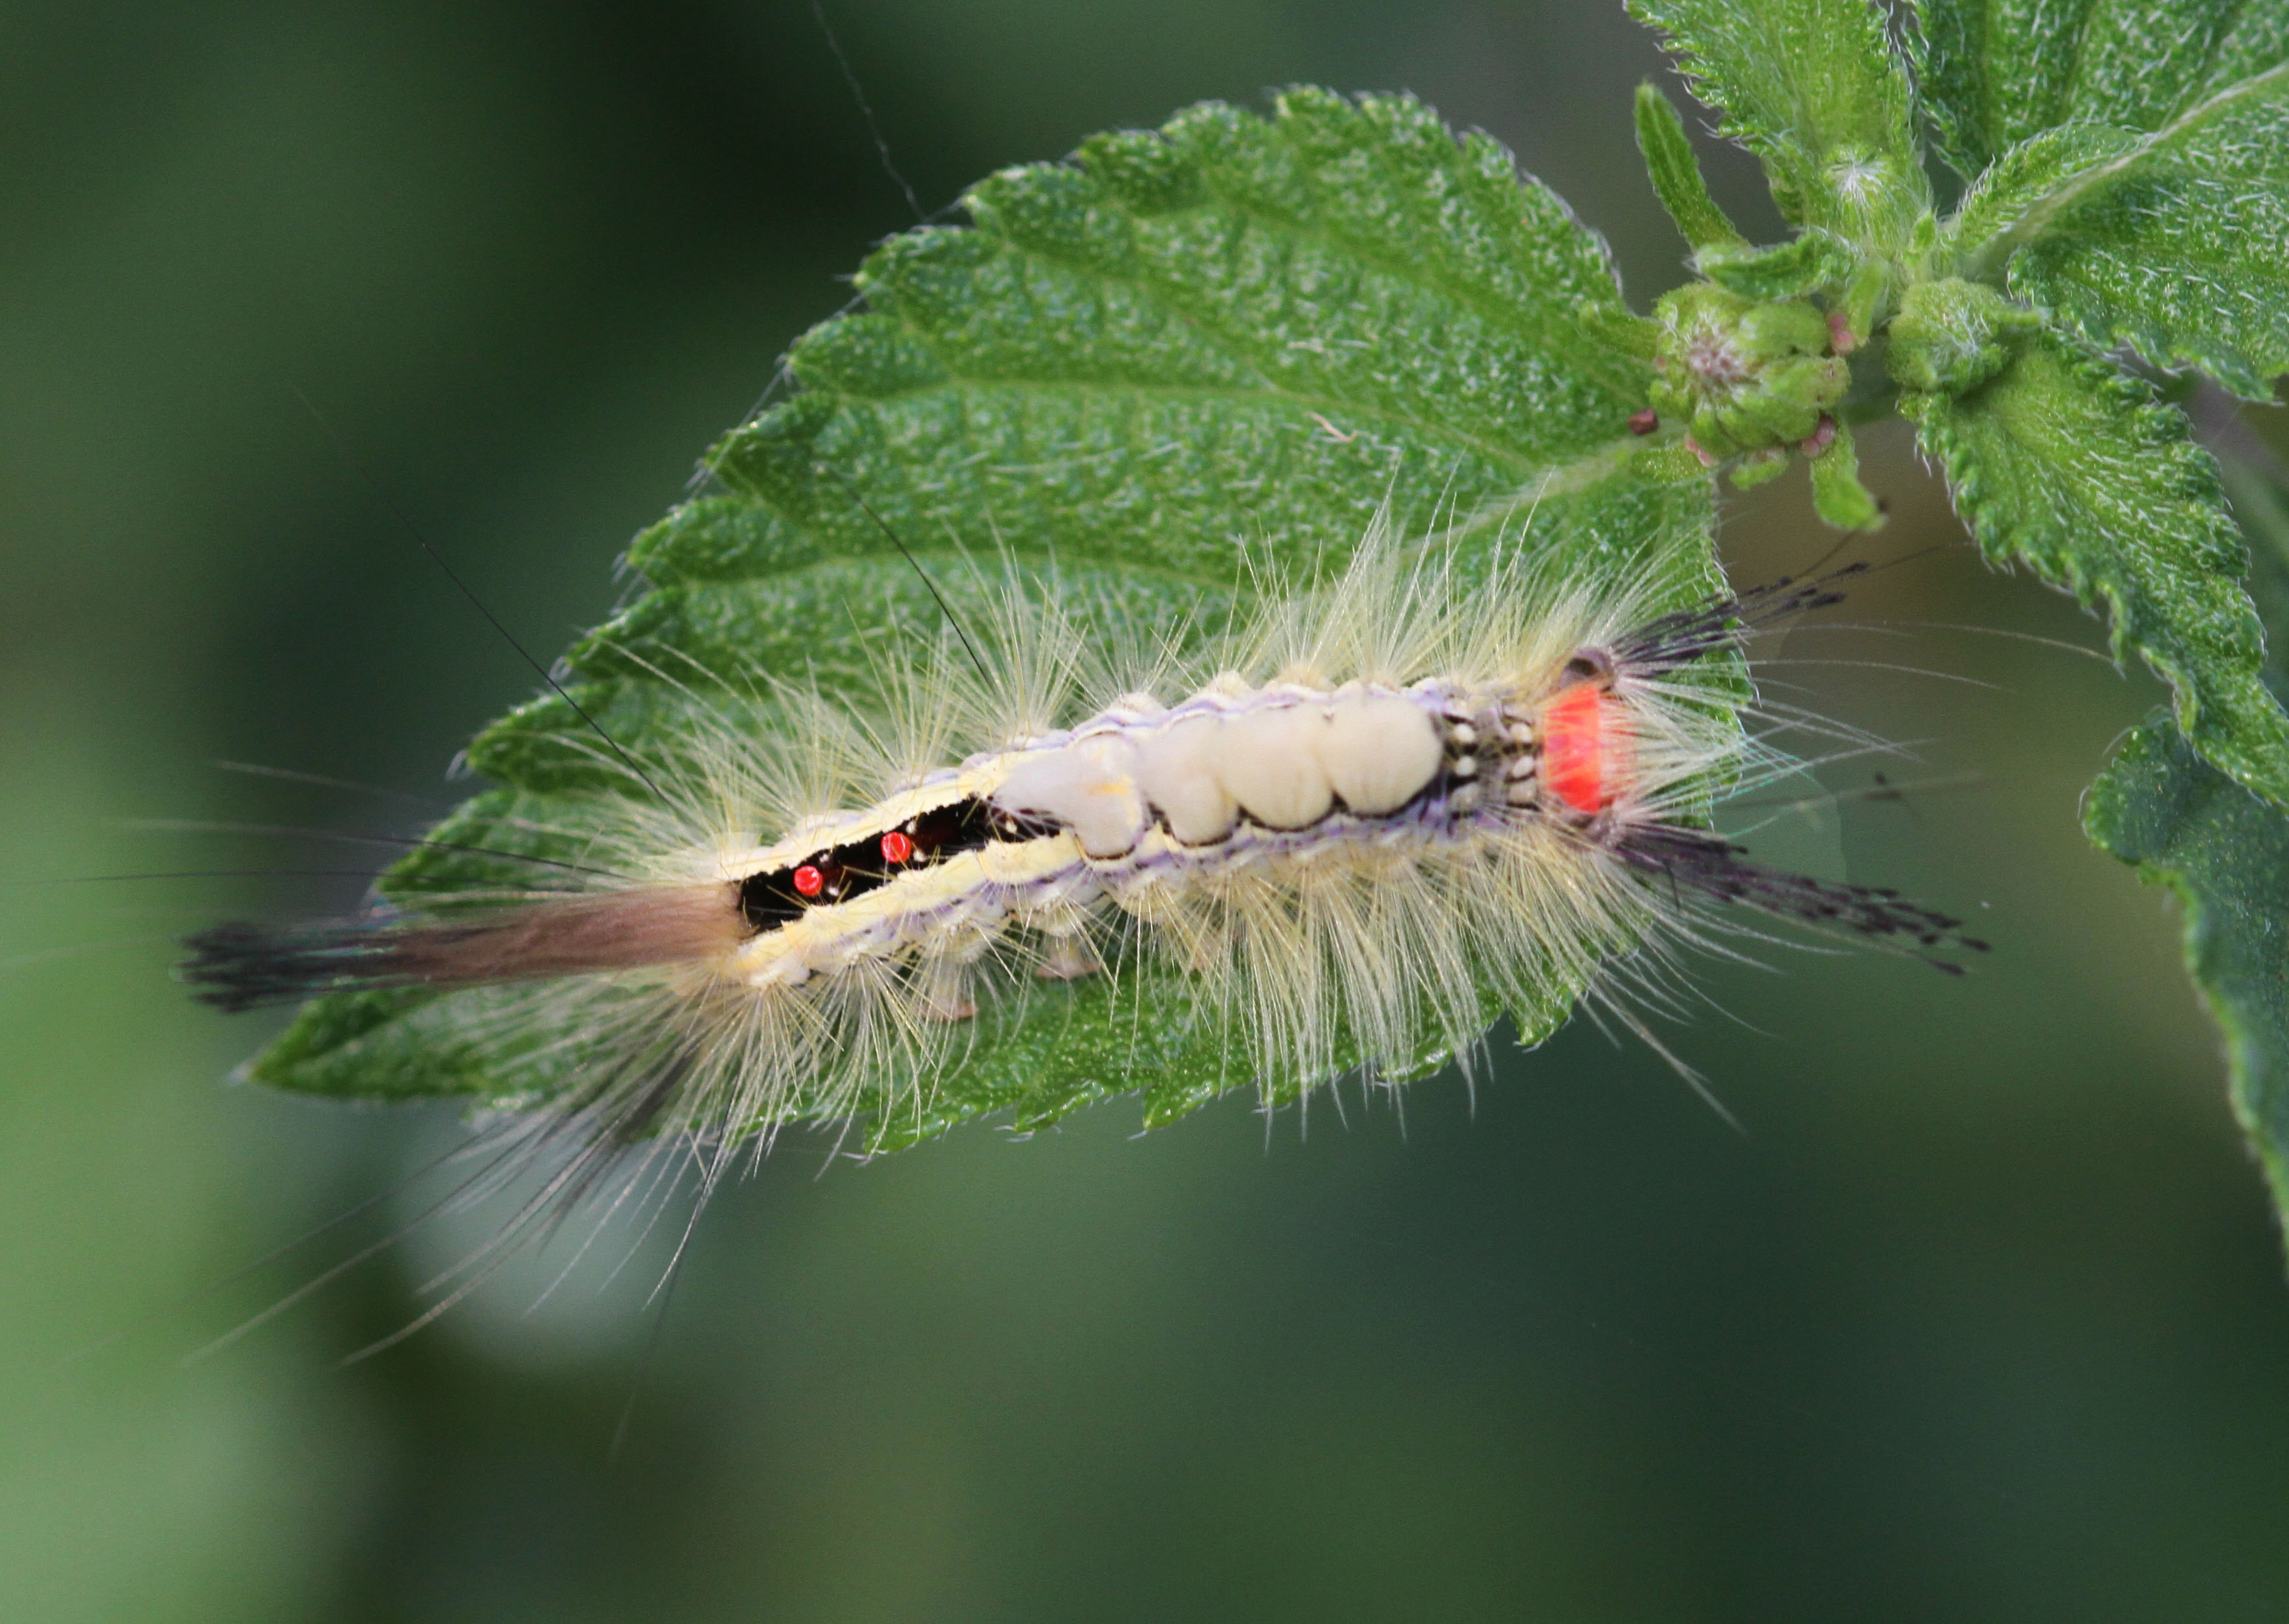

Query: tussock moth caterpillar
(179, 509), (1982, 1203)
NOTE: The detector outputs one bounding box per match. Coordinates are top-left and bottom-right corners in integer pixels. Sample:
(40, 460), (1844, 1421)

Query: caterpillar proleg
(181, 516), (1982, 1182)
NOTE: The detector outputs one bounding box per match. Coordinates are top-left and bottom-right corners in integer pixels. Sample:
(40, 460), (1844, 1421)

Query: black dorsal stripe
(736, 795), (1061, 936)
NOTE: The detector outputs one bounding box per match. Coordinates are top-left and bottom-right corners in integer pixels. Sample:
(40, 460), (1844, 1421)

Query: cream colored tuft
(1318, 694), (1443, 815)
(1210, 706), (1335, 829)
(1133, 716), (1240, 845)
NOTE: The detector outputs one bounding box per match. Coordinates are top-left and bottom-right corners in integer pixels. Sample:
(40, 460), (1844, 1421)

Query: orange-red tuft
(1541, 682), (1609, 814)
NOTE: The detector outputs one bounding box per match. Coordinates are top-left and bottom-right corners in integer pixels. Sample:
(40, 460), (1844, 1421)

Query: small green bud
(1650, 284), (1849, 461)
(1886, 278), (2039, 395)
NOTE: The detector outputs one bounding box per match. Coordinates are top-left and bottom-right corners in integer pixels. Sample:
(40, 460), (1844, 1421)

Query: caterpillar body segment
(181, 529), (1982, 1151)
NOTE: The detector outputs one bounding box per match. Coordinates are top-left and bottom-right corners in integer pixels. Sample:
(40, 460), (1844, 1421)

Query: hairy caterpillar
(179, 514), (1982, 1192)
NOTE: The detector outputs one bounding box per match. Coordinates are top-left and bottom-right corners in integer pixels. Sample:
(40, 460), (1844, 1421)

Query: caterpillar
(179, 514), (1982, 1188)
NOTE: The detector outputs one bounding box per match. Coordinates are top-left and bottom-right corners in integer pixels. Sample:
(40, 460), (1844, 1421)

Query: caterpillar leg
(916, 957), (978, 1022)
(1036, 932), (1102, 981)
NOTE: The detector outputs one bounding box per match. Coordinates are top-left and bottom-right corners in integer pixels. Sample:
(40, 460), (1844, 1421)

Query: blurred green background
(5, 2), (2288, 1619)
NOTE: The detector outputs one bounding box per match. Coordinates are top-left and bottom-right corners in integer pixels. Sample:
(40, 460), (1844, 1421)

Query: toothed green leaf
(1903, 331), (2289, 809)
(1915, 9), (2289, 398)
(1626, 0), (1926, 247)
(1906, 0), (2289, 1250)
(1635, 80), (1743, 251)
(1807, 420), (1884, 529)
(1910, 0), (2289, 181)
(2084, 446), (2289, 1249)
(247, 90), (1717, 1149)
(2000, 64), (2289, 400)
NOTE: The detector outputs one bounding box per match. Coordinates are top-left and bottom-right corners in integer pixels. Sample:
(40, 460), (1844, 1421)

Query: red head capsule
(880, 830), (914, 865)
(790, 864), (826, 899)
(1541, 681), (1614, 814)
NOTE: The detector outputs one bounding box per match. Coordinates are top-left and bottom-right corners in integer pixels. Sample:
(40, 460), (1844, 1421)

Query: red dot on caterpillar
(791, 864), (826, 899)
(1541, 680), (1615, 814)
(880, 830), (914, 865)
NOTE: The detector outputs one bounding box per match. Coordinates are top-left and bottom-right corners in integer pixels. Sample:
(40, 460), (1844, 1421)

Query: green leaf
(1628, 0), (1926, 247)
(2086, 715), (2289, 1241)
(249, 90), (1718, 1147)
(2218, 435), (2289, 699)
(1903, 330), (2289, 808)
(2002, 63), (2289, 400)
(1911, 0), (2289, 181)
(1808, 419), (1884, 529)
(1635, 80), (1743, 251)
(2084, 431), (2289, 1249)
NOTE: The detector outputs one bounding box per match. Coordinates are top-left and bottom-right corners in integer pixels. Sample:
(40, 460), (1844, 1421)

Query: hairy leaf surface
(2085, 446), (2289, 1242)
(2001, 63), (2289, 400)
(1903, 332), (2289, 809)
(1912, 0), (2289, 180)
(1946, 123), (2144, 266)
(250, 90), (1715, 1145)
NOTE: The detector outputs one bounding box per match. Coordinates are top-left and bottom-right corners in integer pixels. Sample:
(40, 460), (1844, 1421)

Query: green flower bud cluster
(1650, 284), (1849, 464)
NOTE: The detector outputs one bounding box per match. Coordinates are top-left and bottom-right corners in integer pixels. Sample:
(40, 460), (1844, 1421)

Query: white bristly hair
(180, 508), (1982, 1317)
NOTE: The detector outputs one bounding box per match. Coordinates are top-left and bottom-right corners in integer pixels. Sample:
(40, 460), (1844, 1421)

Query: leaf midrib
(823, 367), (1635, 489)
